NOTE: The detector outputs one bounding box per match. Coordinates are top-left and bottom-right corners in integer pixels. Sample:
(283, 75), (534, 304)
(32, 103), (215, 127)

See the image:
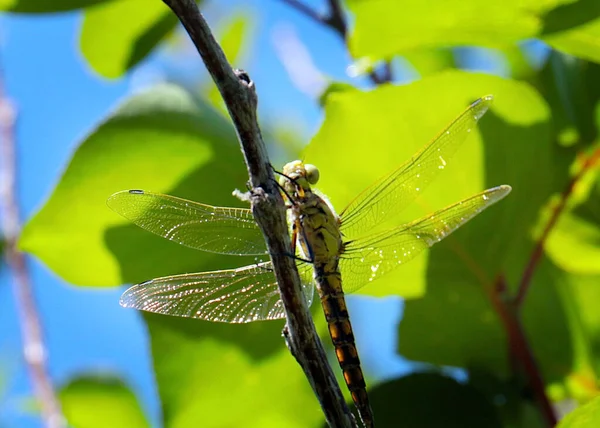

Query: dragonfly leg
(272, 176), (298, 205)
(286, 254), (313, 264)
(289, 220), (313, 264)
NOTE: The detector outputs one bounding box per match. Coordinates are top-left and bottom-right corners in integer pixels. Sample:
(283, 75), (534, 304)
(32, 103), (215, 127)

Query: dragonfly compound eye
(305, 164), (320, 185)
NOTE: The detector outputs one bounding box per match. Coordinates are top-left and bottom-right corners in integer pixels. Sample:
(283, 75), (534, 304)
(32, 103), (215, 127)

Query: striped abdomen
(315, 265), (374, 428)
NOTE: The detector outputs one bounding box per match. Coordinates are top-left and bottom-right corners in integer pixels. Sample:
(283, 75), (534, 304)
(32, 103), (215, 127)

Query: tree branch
(0, 74), (65, 426)
(280, 0), (392, 84)
(162, 1), (355, 426)
(514, 147), (600, 307)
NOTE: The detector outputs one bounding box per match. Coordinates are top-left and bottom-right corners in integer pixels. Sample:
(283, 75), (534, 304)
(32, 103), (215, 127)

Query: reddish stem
(515, 148), (600, 307)
(491, 276), (557, 427)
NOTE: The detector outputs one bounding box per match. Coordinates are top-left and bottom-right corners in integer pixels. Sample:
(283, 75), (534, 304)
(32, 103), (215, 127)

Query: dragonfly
(107, 95), (511, 428)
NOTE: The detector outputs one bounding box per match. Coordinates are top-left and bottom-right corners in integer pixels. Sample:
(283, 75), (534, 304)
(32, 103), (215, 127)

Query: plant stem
(491, 276), (557, 427)
(0, 73), (65, 427)
(492, 148), (600, 426)
(515, 148), (600, 307)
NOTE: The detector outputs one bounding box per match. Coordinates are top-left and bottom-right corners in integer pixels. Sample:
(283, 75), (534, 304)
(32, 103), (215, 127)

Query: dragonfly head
(279, 160), (320, 195)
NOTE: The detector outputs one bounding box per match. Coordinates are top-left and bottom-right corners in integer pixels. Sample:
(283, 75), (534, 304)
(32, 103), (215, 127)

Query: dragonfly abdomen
(315, 266), (374, 428)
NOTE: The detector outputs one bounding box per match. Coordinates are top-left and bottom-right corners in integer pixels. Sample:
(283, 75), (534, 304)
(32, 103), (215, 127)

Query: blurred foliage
(0, 0), (106, 13)
(60, 376), (149, 428)
(546, 170), (600, 274)
(401, 48), (456, 77)
(9, 0), (600, 427)
(145, 313), (321, 427)
(345, 0), (600, 64)
(369, 372), (503, 427)
(543, 0), (600, 64)
(307, 71), (554, 301)
(557, 394), (600, 427)
(79, 0), (187, 78)
(19, 84), (245, 286)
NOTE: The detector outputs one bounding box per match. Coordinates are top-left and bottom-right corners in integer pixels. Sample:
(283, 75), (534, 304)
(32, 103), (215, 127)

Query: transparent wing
(120, 262), (315, 323)
(339, 185), (511, 293)
(107, 190), (267, 256)
(340, 96), (493, 238)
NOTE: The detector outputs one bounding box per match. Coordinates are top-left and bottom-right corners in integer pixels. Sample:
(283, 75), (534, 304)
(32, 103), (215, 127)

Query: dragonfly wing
(107, 190), (267, 256)
(340, 96), (493, 238)
(121, 262), (315, 323)
(340, 185), (511, 293)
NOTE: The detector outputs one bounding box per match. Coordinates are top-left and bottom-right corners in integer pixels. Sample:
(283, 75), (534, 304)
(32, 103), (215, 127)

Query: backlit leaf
(79, 0), (197, 78)
(345, 0), (556, 62)
(558, 395), (600, 428)
(19, 83), (244, 286)
(346, 0), (600, 65)
(60, 375), (149, 428)
(0, 0), (106, 12)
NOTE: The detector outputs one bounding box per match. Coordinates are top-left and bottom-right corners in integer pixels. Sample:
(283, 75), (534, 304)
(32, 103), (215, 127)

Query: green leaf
(497, 45), (536, 80)
(564, 272), (600, 385)
(402, 49), (456, 77)
(0, 0), (106, 13)
(346, 0), (600, 65)
(544, 106), (600, 273)
(304, 70), (598, 387)
(546, 200), (600, 275)
(558, 395), (600, 428)
(547, 27), (600, 80)
(541, 0), (600, 35)
(305, 70), (556, 299)
(318, 82), (358, 107)
(534, 52), (600, 147)
(369, 372), (502, 427)
(345, 0), (557, 61)
(146, 313), (322, 428)
(543, 0), (600, 64)
(401, 256), (600, 384)
(19, 83), (244, 286)
(60, 375), (149, 428)
(467, 368), (546, 428)
(219, 13), (252, 69)
(79, 0), (192, 78)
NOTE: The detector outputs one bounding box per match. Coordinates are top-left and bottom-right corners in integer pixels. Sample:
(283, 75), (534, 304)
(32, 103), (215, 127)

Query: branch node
(235, 69), (253, 87)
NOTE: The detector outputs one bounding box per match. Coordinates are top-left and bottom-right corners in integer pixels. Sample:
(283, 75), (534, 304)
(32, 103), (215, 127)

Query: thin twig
(281, 0), (346, 38)
(494, 147), (600, 425)
(490, 276), (557, 427)
(162, 1), (355, 427)
(281, 0), (324, 24)
(514, 148), (600, 307)
(324, 0), (347, 38)
(281, 0), (392, 84)
(0, 74), (65, 426)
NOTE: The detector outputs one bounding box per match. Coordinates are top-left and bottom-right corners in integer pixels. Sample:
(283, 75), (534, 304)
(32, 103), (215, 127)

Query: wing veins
(339, 97), (492, 237)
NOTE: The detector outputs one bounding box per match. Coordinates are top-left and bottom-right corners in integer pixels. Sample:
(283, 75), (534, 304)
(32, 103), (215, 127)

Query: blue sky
(0, 2), (410, 426)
